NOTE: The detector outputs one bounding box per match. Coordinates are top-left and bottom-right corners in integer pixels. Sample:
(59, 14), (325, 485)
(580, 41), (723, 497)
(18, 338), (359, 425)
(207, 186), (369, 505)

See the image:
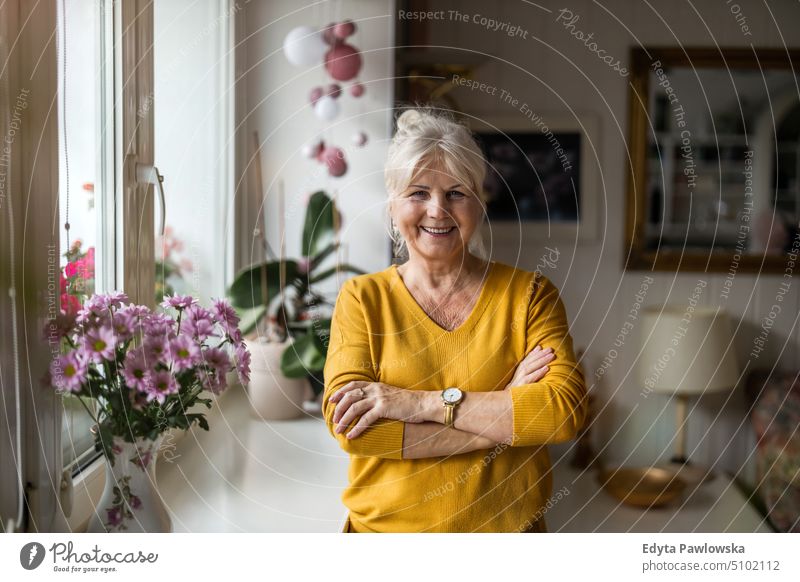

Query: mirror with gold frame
(625, 47), (800, 273)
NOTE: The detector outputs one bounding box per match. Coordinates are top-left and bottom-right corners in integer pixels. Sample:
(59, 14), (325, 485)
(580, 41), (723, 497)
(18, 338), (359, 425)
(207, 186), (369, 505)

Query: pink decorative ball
(309, 86), (324, 106)
(327, 83), (342, 99)
(352, 131), (368, 147)
(349, 82), (365, 98)
(322, 23), (339, 46)
(333, 20), (356, 39)
(322, 146), (347, 177)
(324, 43), (362, 82)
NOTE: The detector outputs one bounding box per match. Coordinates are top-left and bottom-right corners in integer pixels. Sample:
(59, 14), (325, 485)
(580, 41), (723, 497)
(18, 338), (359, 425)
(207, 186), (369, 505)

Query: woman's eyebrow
(407, 184), (463, 189)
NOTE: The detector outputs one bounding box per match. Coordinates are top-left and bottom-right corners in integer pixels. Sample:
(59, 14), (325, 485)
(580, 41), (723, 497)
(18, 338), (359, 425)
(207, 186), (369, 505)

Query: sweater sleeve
(322, 279), (405, 459)
(508, 274), (588, 447)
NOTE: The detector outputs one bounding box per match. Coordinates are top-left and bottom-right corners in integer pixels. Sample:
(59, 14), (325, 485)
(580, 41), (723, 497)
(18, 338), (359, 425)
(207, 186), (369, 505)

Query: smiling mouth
(420, 226), (456, 236)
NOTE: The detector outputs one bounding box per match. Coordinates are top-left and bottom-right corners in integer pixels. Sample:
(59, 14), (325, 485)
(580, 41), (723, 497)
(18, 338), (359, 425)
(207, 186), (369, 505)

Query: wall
(419, 0), (800, 483)
(237, 0), (800, 486)
(238, 0), (397, 289)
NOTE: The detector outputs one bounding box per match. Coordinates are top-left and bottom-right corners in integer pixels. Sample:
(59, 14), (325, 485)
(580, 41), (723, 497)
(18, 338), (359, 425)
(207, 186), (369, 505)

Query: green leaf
(280, 332), (326, 378)
(228, 260), (299, 309)
(302, 191), (337, 258)
(311, 319), (331, 358)
(194, 415), (210, 431)
(309, 263), (367, 284)
(308, 242), (338, 273)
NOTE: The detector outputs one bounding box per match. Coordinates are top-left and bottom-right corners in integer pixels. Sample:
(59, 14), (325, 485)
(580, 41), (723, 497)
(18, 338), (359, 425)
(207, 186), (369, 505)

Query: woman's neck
(398, 253), (488, 292)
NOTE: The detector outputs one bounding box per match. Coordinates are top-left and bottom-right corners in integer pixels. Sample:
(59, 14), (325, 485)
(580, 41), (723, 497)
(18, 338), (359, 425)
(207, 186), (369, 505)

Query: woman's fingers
(521, 365), (550, 385)
(330, 381), (366, 404)
(506, 345), (555, 388)
(333, 390), (364, 422)
(330, 382), (370, 424)
(521, 350), (555, 374)
(335, 399), (372, 433)
(346, 409), (381, 439)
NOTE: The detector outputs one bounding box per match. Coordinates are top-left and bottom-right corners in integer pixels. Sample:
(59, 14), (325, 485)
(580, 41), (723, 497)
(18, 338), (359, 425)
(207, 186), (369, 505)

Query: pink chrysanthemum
(122, 348), (153, 393)
(161, 294), (196, 310)
(145, 370), (179, 404)
(168, 335), (200, 372)
(82, 326), (117, 363)
(234, 343), (251, 385)
(51, 351), (88, 393)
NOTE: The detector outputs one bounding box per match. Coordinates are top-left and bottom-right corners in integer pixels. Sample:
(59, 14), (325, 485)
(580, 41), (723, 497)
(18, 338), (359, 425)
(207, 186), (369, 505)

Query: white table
(545, 462), (773, 533)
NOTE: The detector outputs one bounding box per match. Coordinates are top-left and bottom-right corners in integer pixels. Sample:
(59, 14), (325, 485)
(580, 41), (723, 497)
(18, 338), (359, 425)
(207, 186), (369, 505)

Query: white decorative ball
(314, 95), (340, 121)
(283, 26), (326, 67)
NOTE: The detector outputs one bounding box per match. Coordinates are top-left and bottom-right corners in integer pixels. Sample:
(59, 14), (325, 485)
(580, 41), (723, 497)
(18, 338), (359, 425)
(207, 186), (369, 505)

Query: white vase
(245, 338), (310, 420)
(86, 434), (172, 533)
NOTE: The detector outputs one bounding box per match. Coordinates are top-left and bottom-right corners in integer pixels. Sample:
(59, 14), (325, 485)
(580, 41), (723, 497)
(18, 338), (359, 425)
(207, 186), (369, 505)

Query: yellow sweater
(322, 260), (587, 532)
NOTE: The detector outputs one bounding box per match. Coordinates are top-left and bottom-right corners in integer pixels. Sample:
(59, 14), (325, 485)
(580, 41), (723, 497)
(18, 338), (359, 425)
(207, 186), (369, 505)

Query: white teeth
(421, 226), (454, 234)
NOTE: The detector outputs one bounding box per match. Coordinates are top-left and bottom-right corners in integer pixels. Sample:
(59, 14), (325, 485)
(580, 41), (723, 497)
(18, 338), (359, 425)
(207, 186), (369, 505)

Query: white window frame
(2, 0), (235, 533)
(0, 0), (156, 533)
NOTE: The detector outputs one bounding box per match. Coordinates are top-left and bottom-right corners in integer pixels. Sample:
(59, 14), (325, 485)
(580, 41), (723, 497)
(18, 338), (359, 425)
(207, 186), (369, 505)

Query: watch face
(443, 387), (463, 404)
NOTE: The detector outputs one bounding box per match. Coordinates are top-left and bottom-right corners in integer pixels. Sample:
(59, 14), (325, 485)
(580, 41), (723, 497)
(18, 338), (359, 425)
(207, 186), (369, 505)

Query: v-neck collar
(389, 260), (498, 335)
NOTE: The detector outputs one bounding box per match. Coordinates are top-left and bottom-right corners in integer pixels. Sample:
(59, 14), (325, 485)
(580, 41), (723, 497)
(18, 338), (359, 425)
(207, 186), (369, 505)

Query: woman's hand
(505, 345), (555, 389)
(329, 381), (431, 439)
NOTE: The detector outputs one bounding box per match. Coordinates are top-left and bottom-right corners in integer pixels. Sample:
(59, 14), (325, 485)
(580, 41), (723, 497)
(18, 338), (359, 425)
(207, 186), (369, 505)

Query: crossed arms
(321, 278), (587, 460)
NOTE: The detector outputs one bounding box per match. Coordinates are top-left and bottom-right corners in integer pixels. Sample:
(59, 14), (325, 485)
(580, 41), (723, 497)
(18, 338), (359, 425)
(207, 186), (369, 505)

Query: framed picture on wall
(467, 113), (600, 243)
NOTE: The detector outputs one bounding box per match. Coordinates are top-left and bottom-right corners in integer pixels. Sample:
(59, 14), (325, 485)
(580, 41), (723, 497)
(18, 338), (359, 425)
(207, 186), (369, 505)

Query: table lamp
(638, 305), (739, 484)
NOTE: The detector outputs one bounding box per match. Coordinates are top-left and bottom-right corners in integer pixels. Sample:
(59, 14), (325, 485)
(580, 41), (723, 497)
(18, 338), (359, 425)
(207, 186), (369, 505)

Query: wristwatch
(441, 387), (464, 427)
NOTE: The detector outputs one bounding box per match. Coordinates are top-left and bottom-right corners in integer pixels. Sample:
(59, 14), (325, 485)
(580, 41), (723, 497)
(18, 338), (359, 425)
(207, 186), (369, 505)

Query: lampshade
(638, 305), (739, 395)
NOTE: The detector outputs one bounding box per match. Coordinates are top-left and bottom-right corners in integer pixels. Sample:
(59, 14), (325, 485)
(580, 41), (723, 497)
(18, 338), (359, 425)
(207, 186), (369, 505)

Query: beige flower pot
(244, 338), (309, 420)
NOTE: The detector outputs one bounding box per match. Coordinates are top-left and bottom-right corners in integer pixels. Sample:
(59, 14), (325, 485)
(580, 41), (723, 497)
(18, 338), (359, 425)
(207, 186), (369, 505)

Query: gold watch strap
(444, 402), (454, 427)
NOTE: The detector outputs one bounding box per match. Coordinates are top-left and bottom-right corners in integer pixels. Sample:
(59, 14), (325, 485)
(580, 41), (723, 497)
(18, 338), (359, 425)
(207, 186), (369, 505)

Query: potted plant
(47, 291), (251, 532)
(227, 190), (364, 418)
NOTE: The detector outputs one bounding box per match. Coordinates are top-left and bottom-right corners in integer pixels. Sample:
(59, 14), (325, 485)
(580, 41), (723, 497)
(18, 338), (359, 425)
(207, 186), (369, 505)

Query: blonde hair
(384, 108), (488, 261)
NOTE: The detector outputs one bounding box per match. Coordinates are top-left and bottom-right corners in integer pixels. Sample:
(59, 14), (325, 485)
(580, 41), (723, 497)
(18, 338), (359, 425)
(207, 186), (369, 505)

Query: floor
(157, 384), (349, 532)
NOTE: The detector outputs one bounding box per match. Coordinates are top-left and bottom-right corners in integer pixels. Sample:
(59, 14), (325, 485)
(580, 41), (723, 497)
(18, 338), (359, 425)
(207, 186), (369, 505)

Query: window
(0, 0), (235, 533)
(57, 0), (113, 479)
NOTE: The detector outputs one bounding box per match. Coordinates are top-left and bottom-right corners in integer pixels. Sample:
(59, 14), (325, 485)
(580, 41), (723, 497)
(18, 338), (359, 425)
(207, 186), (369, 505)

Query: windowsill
(67, 389), (241, 532)
(156, 384), (349, 532)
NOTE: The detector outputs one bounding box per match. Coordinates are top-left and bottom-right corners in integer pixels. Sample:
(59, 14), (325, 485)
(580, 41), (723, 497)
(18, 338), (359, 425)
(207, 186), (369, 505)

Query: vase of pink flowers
(48, 291), (251, 533)
(87, 429), (171, 533)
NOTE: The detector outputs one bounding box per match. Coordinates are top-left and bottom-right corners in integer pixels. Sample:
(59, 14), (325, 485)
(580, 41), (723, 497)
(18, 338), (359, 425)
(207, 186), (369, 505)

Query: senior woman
(322, 108), (587, 533)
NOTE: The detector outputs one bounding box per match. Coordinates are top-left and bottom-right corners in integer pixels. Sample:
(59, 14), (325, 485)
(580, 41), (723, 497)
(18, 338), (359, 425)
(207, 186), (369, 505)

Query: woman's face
(390, 162), (483, 265)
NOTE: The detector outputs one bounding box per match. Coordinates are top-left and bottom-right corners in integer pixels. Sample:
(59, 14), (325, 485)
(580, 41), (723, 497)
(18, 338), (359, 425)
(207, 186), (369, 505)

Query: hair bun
(396, 109), (425, 133)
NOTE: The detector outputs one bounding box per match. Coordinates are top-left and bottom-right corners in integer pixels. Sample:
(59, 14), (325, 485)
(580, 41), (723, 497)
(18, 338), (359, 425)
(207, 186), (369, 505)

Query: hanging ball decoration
(325, 43), (362, 81)
(315, 141), (326, 162)
(322, 146), (348, 177)
(327, 83), (342, 99)
(314, 95), (340, 121)
(283, 26), (327, 66)
(322, 23), (339, 46)
(349, 82), (365, 98)
(352, 131), (368, 147)
(333, 20), (356, 40)
(309, 86), (324, 106)
(301, 140), (324, 159)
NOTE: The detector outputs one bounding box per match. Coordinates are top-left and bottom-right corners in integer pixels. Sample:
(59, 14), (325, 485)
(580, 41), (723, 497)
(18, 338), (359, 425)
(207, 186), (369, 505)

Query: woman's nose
(426, 194), (450, 219)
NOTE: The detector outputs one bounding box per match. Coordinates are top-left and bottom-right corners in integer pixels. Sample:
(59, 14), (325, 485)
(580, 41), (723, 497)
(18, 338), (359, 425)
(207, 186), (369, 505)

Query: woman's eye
(448, 191), (465, 198)
(410, 191), (427, 198)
